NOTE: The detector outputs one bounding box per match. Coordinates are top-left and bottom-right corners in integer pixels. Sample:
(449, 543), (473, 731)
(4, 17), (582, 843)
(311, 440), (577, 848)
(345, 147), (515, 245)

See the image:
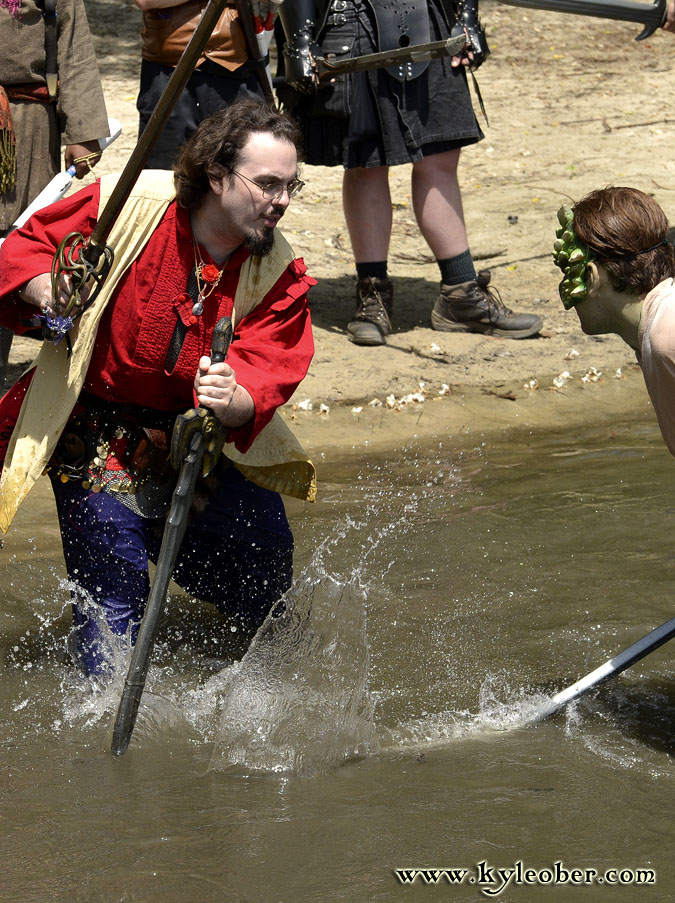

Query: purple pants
(50, 466), (293, 674)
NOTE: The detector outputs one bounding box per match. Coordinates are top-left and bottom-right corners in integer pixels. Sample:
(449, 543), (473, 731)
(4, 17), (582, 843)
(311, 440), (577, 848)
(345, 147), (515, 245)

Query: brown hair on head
(573, 187), (675, 295)
(173, 99), (304, 210)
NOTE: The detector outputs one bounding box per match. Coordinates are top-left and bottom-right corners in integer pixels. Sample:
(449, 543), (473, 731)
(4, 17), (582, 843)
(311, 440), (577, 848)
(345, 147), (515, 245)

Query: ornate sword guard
(170, 406), (226, 477)
(170, 317), (232, 477)
(47, 231), (114, 341)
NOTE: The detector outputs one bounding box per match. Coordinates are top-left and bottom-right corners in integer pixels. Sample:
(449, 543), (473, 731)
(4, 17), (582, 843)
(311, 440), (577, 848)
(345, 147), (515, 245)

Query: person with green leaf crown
(554, 186), (675, 453)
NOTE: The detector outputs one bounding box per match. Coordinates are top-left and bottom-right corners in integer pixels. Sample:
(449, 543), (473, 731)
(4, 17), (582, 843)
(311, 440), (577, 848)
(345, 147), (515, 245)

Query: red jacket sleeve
(0, 183), (100, 333)
(225, 257), (316, 453)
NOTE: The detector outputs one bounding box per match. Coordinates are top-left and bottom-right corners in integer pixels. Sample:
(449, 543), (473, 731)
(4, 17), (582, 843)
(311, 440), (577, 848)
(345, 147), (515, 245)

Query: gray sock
(437, 250), (476, 286)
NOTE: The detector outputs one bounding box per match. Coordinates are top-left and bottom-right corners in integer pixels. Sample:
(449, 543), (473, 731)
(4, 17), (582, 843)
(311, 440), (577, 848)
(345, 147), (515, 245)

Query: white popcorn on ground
(581, 367), (602, 383)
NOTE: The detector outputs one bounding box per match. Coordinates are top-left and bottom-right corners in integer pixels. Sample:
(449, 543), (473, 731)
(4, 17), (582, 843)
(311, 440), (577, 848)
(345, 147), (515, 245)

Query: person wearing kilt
(278, 0), (542, 345)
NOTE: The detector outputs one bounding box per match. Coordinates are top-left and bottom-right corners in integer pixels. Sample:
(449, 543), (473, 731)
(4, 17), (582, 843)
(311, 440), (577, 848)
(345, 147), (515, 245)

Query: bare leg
(410, 148), (469, 260)
(411, 150), (543, 339)
(342, 166), (392, 263)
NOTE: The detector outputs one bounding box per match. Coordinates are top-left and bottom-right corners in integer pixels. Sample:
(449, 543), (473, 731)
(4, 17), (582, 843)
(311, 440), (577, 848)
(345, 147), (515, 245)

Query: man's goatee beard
(244, 226), (275, 257)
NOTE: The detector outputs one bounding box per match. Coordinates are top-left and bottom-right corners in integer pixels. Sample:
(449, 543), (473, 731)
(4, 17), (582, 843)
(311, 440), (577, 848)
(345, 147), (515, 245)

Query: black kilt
(283, 0), (484, 169)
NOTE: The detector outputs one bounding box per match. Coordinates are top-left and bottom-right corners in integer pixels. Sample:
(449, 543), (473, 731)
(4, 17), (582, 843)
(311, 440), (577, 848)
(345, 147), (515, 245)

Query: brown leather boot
(432, 270), (543, 339)
(347, 276), (393, 346)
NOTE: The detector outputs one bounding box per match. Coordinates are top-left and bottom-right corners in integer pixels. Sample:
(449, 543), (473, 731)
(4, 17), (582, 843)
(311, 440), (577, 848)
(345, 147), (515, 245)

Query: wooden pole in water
(528, 616), (675, 724)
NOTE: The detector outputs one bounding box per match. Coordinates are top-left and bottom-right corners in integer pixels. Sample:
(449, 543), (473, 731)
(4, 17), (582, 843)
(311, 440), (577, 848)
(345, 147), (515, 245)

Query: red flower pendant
(200, 263), (221, 284)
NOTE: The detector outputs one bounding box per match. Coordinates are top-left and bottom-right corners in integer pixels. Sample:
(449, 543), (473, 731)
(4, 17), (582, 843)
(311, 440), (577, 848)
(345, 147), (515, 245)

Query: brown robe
(0, 0), (108, 230)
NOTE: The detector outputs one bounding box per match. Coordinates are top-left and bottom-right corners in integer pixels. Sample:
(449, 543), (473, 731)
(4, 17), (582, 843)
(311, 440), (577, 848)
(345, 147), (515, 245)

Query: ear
(207, 164), (226, 195)
(586, 261), (601, 296)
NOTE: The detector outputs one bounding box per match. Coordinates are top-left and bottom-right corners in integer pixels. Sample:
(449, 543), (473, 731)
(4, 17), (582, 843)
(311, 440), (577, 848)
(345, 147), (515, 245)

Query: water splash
(203, 487), (444, 775)
(208, 567), (376, 775)
(380, 673), (553, 751)
(4, 447), (673, 785)
(4, 522), (381, 767)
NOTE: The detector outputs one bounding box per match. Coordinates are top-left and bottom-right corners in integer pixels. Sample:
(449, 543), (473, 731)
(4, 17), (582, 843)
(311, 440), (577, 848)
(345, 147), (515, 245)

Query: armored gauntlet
(452, 0), (490, 67)
(278, 0), (323, 88)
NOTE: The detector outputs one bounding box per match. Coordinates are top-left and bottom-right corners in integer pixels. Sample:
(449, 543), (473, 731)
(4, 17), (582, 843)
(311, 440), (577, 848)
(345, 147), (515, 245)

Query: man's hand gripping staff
(17, 254), (112, 347)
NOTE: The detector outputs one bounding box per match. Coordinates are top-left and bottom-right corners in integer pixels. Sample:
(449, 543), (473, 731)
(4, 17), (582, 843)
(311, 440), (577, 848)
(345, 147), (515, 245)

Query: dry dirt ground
(7, 0), (675, 454)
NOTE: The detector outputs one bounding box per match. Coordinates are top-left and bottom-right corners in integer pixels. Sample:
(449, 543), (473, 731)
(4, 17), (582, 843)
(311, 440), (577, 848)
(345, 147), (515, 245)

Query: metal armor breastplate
(370, 0), (431, 81)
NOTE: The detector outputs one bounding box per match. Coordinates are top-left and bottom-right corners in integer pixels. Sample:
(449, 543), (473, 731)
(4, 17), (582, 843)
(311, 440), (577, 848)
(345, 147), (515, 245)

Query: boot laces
(476, 274), (513, 322)
(356, 279), (392, 327)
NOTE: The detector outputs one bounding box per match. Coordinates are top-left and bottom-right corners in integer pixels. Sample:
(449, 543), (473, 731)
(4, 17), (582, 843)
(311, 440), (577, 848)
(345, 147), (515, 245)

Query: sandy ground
(7, 0), (675, 455)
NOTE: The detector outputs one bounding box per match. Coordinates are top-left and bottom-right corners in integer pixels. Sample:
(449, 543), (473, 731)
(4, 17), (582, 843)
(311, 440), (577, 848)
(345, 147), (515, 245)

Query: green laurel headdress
(553, 205), (596, 310)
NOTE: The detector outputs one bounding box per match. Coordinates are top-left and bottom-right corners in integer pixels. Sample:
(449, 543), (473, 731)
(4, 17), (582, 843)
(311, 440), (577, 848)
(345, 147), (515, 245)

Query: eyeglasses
(230, 169), (305, 200)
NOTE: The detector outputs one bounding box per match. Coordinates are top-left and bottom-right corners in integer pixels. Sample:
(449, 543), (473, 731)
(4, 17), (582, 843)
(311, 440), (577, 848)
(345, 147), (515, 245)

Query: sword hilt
(210, 315), (233, 365)
(169, 316), (233, 475)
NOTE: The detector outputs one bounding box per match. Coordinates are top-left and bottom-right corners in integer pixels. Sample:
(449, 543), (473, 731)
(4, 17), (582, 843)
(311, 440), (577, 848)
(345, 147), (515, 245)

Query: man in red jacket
(0, 100), (315, 675)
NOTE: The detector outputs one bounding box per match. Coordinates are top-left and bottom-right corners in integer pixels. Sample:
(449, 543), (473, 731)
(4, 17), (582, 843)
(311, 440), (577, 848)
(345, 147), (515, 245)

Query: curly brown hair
(573, 187), (675, 294)
(173, 99), (303, 210)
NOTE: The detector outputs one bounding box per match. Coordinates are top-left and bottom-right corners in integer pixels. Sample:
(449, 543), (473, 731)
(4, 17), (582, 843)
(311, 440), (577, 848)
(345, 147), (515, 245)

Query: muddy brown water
(1, 420), (673, 902)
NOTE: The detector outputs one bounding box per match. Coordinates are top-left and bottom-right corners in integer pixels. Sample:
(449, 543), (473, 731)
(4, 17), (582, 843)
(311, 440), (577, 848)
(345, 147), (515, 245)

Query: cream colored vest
(0, 171), (316, 534)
